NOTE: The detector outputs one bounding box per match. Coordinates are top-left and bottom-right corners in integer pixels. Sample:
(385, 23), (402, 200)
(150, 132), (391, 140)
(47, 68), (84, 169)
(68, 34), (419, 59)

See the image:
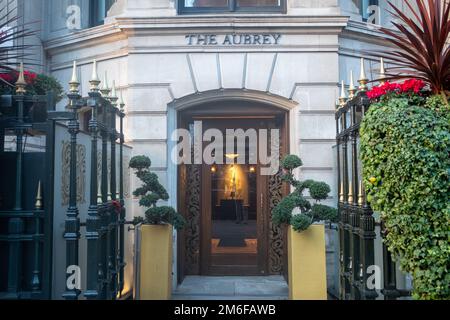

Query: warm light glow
(250, 166), (256, 173)
(211, 166), (216, 173)
(225, 153), (239, 160)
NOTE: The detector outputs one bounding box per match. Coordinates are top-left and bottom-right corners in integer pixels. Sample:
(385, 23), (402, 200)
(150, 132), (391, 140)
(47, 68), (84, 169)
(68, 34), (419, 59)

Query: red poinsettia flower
(400, 79), (425, 94)
(367, 81), (401, 99)
(366, 79), (426, 100)
(0, 70), (37, 85)
(111, 200), (122, 214)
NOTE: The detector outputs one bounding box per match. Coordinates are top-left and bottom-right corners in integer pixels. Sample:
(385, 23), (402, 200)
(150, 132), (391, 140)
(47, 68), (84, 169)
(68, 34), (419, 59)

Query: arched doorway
(168, 90), (297, 282)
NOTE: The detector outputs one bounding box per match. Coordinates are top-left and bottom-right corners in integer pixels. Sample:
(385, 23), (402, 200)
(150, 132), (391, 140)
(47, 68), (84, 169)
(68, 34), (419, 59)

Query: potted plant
(360, 0), (450, 300)
(272, 155), (337, 300)
(0, 70), (64, 102)
(130, 155), (185, 300)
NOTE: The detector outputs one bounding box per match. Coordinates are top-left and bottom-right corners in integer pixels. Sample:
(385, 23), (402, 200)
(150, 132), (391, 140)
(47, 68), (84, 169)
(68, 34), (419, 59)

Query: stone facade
(7, 0), (417, 298)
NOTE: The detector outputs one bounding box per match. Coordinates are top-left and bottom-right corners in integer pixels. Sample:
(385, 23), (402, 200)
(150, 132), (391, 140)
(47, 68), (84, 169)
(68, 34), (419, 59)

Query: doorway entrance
(177, 101), (289, 279)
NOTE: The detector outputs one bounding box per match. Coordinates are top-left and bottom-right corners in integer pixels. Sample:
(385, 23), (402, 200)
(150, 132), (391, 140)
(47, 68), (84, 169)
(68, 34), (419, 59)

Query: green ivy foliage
(272, 155), (337, 233)
(360, 95), (450, 300)
(130, 155), (186, 230)
(29, 74), (64, 103)
(0, 73), (64, 103)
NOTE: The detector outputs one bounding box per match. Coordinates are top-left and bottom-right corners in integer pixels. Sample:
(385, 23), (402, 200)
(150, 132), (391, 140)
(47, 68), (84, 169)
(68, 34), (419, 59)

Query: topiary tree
(272, 155), (337, 232)
(130, 155), (186, 230)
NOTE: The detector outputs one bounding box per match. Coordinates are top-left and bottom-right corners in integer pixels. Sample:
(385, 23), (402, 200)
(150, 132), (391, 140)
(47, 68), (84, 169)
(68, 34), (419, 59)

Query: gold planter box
(288, 224), (327, 300)
(139, 224), (173, 300)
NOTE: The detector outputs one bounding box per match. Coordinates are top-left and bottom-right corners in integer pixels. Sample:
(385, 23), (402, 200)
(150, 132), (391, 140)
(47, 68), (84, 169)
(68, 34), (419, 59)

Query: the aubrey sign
(185, 33), (282, 46)
(171, 121), (280, 176)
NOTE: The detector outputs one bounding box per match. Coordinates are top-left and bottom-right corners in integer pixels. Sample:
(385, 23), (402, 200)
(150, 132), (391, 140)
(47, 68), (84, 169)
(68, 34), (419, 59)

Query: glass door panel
(210, 164), (258, 269)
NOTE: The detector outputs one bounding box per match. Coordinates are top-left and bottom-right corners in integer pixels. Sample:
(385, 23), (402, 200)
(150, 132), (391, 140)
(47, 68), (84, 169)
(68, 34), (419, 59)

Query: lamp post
(62, 61), (82, 300)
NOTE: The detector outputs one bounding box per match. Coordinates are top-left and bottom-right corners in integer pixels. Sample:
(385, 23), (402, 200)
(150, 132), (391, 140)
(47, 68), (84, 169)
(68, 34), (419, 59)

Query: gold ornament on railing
(69, 61), (80, 94)
(348, 70), (356, 99)
(339, 80), (347, 108)
(119, 90), (125, 113)
(89, 59), (101, 92)
(97, 181), (103, 205)
(15, 62), (27, 95)
(358, 180), (365, 207)
(100, 71), (111, 97)
(348, 182), (354, 204)
(110, 80), (118, 107)
(358, 58), (369, 92)
(339, 182), (345, 203)
(35, 181), (43, 210)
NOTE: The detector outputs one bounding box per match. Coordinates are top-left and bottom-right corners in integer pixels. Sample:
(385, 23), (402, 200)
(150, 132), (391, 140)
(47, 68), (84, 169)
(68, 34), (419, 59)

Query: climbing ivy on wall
(360, 94), (450, 300)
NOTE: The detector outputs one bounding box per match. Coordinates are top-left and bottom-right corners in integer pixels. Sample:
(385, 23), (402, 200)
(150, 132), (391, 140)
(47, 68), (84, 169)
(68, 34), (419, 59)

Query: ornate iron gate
(336, 73), (412, 300)
(0, 63), (128, 300)
(0, 91), (56, 299)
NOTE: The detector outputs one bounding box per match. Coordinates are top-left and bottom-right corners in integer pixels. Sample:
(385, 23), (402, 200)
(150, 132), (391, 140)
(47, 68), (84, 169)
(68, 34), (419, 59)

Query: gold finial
(358, 180), (365, 207)
(97, 181), (103, 205)
(349, 70), (356, 98)
(107, 177), (112, 201)
(69, 61), (80, 94)
(89, 60), (101, 92)
(339, 80), (347, 107)
(348, 182), (354, 204)
(110, 80), (118, 106)
(358, 58), (369, 92)
(119, 90), (125, 112)
(100, 71), (111, 97)
(35, 181), (43, 210)
(379, 57), (386, 84)
(15, 62), (27, 95)
(339, 182), (345, 203)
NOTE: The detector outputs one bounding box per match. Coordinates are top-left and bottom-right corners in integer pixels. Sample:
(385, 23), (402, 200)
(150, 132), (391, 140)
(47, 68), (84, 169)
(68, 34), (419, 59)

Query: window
(90, 0), (117, 27)
(178, 0), (286, 14)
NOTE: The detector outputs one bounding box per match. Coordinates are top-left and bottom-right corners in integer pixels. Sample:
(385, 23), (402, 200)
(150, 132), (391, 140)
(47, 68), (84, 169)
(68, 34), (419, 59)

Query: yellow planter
(138, 224), (173, 300)
(288, 224), (327, 300)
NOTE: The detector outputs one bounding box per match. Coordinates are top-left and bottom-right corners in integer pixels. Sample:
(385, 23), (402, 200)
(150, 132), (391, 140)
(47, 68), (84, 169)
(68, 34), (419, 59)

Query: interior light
(225, 153), (239, 160)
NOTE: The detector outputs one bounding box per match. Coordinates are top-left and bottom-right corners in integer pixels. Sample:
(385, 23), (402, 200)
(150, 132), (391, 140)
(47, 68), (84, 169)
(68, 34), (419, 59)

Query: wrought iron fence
(335, 60), (412, 300)
(0, 89), (56, 299)
(0, 62), (128, 300)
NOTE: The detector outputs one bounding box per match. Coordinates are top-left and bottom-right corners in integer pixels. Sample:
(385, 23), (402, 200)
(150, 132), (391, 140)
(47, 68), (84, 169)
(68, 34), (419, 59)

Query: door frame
(174, 95), (294, 281)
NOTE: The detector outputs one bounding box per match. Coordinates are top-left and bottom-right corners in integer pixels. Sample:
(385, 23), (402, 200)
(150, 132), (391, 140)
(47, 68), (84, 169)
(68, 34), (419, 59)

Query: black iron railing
(336, 79), (412, 300)
(0, 62), (128, 300)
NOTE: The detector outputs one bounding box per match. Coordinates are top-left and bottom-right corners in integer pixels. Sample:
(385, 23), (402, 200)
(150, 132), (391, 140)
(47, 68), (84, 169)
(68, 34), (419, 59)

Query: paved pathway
(172, 276), (289, 300)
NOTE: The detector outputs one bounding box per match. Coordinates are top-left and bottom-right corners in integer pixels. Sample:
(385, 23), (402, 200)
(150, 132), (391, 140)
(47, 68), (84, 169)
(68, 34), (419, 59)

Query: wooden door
(177, 106), (289, 279)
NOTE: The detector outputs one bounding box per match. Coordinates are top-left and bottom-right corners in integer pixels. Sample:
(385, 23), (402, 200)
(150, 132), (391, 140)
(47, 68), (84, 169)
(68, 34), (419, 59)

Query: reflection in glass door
(210, 163), (258, 272)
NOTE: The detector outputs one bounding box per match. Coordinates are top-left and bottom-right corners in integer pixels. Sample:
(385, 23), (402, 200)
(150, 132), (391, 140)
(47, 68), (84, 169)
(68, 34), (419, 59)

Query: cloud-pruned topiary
(130, 155), (186, 230)
(272, 155), (337, 233)
(360, 94), (450, 300)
